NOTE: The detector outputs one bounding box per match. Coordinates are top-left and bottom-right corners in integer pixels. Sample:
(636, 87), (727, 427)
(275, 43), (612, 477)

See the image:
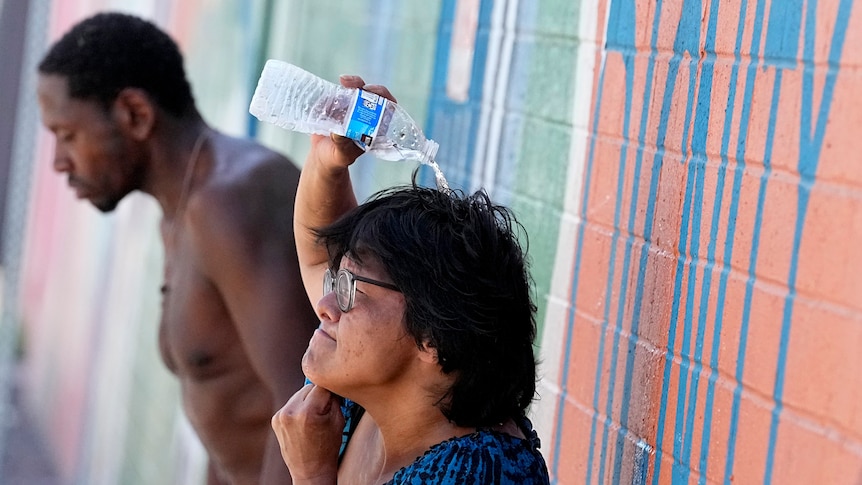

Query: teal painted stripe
(668, 5), (708, 483)
(603, 0), (666, 481)
(552, 56), (608, 483)
(679, 0), (721, 479)
(696, 1), (750, 481)
(424, 0), (493, 190)
(589, 52), (634, 485)
(649, 1), (705, 482)
(721, 1), (769, 481)
(755, 67), (784, 485)
(588, 1), (639, 482)
(763, 0), (854, 482)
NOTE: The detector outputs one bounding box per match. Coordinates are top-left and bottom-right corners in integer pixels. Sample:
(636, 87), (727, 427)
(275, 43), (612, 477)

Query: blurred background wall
(0, 0), (860, 484)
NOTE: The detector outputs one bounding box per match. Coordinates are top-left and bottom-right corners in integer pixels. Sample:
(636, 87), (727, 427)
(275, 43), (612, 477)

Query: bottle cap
(423, 139), (440, 164)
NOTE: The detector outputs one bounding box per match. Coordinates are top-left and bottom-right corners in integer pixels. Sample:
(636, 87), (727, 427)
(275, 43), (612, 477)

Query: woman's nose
(317, 291), (342, 323)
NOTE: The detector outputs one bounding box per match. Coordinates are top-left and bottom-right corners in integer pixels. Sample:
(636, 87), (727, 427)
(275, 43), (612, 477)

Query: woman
(272, 77), (550, 484)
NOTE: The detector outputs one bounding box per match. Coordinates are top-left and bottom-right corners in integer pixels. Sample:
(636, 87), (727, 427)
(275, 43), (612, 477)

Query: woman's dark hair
(38, 12), (195, 117)
(315, 176), (538, 428)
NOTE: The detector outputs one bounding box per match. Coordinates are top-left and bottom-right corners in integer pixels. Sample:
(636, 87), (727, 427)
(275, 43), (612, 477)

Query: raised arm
(278, 77), (398, 484)
(293, 76), (398, 307)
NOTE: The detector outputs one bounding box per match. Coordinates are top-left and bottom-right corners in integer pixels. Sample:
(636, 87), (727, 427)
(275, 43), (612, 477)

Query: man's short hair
(38, 11), (195, 117)
(316, 176), (539, 428)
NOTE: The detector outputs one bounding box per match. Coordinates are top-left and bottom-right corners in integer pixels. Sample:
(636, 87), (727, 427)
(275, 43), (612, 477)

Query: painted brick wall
(7, 0), (861, 484)
(532, 0), (862, 483)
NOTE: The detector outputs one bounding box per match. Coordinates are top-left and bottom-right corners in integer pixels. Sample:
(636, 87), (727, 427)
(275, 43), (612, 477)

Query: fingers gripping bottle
(250, 60), (445, 183)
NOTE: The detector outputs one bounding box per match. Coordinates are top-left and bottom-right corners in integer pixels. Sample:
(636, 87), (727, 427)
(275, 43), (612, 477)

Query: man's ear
(113, 88), (155, 140)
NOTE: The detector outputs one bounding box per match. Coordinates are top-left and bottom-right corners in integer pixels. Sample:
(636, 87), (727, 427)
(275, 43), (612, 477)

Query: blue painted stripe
(594, 2), (669, 484)
(424, 0), (456, 188)
(648, 74), (684, 485)
(678, 0), (721, 478)
(796, 0), (852, 178)
(721, 0), (769, 481)
(677, 83), (711, 485)
(587, 193), (618, 485)
(757, 69), (784, 485)
(423, 0), (493, 190)
(669, 5), (707, 477)
(763, 0), (854, 482)
(587, 2), (639, 482)
(648, 1), (705, 482)
(551, 49), (609, 485)
(726, 64), (779, 484)
(607, 0), (665, 481)
(696, 1), (750, 481)
(590, 52), (635, 485)
(668, 93), (698, 485)
(430, 0), (456, 97)
(606, 0), (638, 49)
(608, 214), (636, 485)
(461, 0), (494, 185)
(763, 0), (804, 62)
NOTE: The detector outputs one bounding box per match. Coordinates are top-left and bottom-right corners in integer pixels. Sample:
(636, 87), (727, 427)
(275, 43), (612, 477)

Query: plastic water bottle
(250, 59), (442, 173)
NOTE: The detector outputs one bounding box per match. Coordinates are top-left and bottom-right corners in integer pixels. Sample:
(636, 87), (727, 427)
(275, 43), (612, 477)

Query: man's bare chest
(158, 244), (237, 377)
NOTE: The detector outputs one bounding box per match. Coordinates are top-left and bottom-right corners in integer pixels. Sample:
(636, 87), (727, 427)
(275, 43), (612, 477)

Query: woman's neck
(379, 408), (473, 471)
(342, 393), (475, 483)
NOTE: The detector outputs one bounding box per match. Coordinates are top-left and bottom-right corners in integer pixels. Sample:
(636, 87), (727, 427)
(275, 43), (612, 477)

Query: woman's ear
(113, 87), (155, 140)
(417, 342), (440, 365)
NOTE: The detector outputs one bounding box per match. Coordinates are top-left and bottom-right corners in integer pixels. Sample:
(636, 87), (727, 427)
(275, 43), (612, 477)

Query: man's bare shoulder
(185, 133), (301, 244)
(208, 133), (301, 193)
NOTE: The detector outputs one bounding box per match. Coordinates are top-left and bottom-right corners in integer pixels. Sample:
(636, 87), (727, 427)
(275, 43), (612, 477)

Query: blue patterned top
(339, 400), (550, 484)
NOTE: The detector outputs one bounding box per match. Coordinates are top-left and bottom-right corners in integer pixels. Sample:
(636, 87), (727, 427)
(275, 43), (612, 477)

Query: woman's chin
(301, 354), (328, 386)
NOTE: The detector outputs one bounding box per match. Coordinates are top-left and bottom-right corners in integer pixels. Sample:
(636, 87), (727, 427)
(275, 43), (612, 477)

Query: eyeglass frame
(323, 267), (401, 313)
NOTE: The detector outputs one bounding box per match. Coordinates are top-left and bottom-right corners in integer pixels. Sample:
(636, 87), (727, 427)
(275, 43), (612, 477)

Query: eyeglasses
(323, 268), (401, 313)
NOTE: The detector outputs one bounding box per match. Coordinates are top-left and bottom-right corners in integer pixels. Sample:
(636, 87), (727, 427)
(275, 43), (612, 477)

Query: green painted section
(504, 1), (581, 336)
(511, 117), (573, 332)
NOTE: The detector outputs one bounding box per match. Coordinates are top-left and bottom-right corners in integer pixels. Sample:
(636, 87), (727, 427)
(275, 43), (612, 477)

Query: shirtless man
(36, 12), (317, 485)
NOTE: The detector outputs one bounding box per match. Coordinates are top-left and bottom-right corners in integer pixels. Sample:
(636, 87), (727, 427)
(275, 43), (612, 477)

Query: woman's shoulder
(389, 418), (550, 485)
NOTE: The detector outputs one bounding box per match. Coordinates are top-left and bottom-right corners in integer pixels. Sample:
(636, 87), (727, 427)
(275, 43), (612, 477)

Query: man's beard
(91, 194), (121, 213)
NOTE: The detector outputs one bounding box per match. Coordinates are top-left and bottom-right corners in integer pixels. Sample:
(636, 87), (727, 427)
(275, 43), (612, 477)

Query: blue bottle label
(345, 89), (387, 148)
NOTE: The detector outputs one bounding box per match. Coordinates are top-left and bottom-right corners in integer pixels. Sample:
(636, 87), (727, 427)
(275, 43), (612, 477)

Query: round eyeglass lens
(323, 269), (334, 295)
(335, 270), (352, 310)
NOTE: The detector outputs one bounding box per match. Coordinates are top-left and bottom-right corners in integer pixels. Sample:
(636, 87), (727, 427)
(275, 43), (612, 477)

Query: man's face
(36, 74), (138, 212)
